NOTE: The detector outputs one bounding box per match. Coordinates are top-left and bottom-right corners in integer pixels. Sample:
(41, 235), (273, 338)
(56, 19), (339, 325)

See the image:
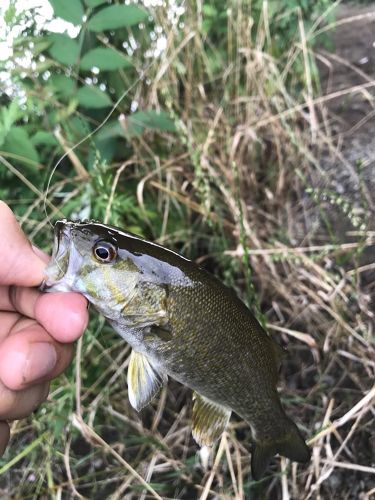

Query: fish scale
(42, 219), (311, 479)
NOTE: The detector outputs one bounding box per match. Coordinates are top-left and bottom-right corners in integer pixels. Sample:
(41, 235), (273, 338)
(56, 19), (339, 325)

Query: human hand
(0, 202), (88, 456)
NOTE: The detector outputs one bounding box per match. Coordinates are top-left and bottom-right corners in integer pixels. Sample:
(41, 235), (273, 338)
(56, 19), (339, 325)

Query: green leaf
(49, 74), (76, 97)
(127, 110), (176, 136)
(203, 5), (217, 17)
(4, 4), (16, 24)
(0, 102), (22, 146)
(96, 120), (125, 140)
(87, 5), (148, 32)
(31, 39), (52, 56)
(48, 0), (84, 26)
(2, 127), (40, 166)
(66, 116), (91, 139)
(93, 136), (118, 163)
(77, 86), (112, 108)
(48, 34), (80, 66)
(84, 0), (108, 7)
(31, 131), (58, 147)
(80, 47), (131, 71)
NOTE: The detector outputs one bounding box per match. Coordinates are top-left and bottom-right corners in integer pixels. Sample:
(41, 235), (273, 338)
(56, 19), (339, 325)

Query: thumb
(0, 201), (47, 287)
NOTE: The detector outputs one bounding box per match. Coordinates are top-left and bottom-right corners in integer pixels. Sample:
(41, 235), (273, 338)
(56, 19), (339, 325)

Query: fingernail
(23, 343), (57, 383)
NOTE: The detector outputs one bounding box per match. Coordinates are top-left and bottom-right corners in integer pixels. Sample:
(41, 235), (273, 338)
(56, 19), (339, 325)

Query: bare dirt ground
(313, 5), (375, 496)
(318, 2), (375, 277)
(318, 3), (375, 208)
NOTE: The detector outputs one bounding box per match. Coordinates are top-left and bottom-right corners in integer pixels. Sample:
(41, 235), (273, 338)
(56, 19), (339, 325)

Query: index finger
(0, 202), (47, 287)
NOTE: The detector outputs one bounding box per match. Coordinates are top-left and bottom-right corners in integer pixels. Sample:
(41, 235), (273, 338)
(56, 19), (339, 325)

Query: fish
(42, 219), (311, 479)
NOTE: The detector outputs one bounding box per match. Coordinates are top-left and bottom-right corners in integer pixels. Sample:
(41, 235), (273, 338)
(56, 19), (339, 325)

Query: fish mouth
(40, 220), (72, 292)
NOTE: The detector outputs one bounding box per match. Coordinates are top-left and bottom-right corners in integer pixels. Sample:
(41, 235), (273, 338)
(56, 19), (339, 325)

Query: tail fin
(251, 419), (310, 480)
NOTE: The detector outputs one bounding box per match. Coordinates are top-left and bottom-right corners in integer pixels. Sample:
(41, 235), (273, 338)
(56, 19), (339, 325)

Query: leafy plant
(0, 0), (176, 238)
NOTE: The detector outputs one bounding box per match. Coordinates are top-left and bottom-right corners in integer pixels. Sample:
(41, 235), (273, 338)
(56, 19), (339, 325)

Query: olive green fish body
(43, 220), (310, 479)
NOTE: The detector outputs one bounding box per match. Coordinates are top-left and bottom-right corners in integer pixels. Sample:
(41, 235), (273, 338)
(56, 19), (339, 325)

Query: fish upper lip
(39, 279), (49, 292)
(55, 224), (71, 256)
(55, 219), (69, 237)
(54, 221), (73, 250)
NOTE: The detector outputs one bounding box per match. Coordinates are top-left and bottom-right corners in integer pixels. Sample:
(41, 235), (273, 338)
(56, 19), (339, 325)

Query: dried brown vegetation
(0, 2), (374, 499)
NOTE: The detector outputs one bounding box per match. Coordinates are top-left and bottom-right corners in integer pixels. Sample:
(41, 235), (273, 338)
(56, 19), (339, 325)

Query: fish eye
(93, 240), (117, 263)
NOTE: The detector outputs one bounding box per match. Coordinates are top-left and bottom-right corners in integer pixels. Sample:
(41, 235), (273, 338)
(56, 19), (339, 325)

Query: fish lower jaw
(43, 280), (74, 293)
(41, 272), (78, 293)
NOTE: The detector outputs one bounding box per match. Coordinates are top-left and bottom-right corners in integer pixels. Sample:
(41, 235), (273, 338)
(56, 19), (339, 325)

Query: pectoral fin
(127, 350), (167, 411)
(192, 392), (231, 447)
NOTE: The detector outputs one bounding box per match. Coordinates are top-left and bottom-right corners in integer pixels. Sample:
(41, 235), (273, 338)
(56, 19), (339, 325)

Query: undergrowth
(0, 0), (374, 498)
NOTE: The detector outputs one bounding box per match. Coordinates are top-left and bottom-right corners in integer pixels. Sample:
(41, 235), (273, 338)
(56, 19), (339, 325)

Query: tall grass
(0, 1), (374, 498)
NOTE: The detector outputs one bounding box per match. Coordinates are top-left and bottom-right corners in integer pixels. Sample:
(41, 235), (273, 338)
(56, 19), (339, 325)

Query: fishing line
(43, 59), (157, 226)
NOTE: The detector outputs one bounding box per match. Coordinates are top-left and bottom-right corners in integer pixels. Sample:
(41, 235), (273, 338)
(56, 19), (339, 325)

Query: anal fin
(192, 392), (231, 447)
(127, 350), (167, 411)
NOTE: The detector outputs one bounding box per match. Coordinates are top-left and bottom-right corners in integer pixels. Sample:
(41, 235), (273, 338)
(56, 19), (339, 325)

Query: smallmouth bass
(42, 219), (310, 479)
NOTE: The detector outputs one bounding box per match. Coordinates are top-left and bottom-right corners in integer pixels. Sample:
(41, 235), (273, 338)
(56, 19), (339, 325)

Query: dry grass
(1, 1), (374, 498)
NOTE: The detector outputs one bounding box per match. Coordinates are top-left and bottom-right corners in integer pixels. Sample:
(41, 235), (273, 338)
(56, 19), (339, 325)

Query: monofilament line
(43, 60), (157, 225)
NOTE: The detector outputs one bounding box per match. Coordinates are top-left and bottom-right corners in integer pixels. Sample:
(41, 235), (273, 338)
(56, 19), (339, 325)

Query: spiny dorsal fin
(192, 392), (231, 447)
(127, 350), (167, 411)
